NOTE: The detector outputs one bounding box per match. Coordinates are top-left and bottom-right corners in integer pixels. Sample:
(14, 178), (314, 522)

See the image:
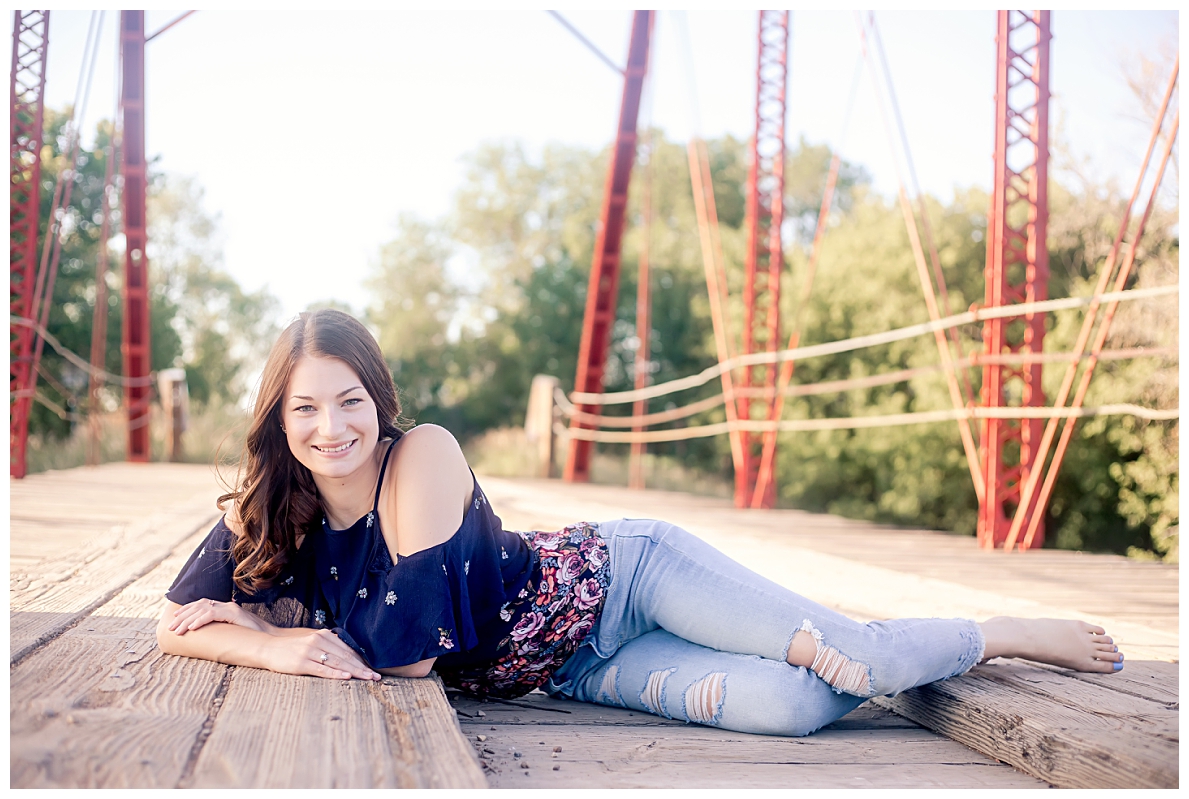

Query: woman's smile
(313, 440), (356, 454)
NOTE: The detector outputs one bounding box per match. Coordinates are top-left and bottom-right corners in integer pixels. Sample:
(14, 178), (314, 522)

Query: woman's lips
(313, 439), (356, 454)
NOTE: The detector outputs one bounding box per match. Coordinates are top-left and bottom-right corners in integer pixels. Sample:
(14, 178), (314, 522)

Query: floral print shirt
(435, 522), (611, 699)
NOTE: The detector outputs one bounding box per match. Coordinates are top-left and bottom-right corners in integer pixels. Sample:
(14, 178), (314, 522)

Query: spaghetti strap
(372, 437), (400, 513)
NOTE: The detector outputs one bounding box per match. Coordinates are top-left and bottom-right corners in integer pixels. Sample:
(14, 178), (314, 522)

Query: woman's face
(281, 355), (380, 483)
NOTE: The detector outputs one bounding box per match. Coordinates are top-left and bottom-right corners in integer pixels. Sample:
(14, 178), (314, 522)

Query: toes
(1091, 634), (1113, 645)
(1089, 659), (1119, 673)
(1082, 623), (1107, 636)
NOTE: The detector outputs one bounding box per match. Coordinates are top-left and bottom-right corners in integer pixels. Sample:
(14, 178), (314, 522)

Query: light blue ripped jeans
(543, 519), (985, 737)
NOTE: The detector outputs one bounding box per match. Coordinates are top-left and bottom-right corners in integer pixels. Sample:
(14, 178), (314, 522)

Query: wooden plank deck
(449, 692), (1047, 788)
(9, 463), (485, 789)
(10, 464), (1178, 788)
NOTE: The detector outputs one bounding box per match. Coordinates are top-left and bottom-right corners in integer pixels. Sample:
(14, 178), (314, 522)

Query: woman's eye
(343, 398), (363, 407)
(295, 404), (315, 413)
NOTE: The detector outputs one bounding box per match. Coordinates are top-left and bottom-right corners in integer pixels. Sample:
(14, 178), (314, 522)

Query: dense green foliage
(22, 109), (277, 444)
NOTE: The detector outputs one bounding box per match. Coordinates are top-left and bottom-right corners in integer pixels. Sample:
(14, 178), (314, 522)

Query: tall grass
(24, 399), (251, 476)
(462, 426), (732, 498)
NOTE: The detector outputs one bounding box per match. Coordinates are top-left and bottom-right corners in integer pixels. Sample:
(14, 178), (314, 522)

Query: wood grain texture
(451, 691), (1045, 788)
(10, 529), (228, 789)
(11, 462), (226, 663)
(13, 503), (486, 790)
(187, 670), (485, 788)
(482, 761), (1045, 788)
(451, 691), (919, 730)
(875, 660), (1179, 789)
(10, 500), (219, 663)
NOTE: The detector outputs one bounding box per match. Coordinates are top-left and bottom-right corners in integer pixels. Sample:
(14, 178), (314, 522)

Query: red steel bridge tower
(120, 10), (152, 461)
(979, 10), (1051, 548)
(9, 10), (50, 478)
(565, 11), (653, 483)
(738, 11), (789, 509)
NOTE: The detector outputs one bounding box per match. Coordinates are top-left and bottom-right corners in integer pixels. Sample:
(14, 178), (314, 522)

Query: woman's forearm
(157, 600), (380, 680)
(155, 611), (277, 669)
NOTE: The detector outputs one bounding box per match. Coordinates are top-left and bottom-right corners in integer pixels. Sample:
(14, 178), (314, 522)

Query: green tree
(23, 108), (280, 453)
(150, 175), (280, 407)
(364, 215), (463, 428)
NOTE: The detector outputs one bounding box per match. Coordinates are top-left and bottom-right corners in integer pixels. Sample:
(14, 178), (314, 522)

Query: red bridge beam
(979, 10), (1051, 548)
(10, 10), (51, 478)
(565, 10), (653, 483)
(120, 10), (151, 462)
(739, 10), (790, 509)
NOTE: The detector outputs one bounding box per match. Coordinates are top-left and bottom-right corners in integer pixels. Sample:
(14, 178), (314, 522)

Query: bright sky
(25, 8), (1180, 321)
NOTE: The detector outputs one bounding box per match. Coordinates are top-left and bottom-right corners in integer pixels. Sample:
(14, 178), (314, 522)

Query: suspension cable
(868, 13), (972, 405)
(28, 12), (106, 407)
(555, 403), (1177, 445)
(854, 11), (985, 500)
(547, 11), (625, 75)
(675, 10), (746, 477)
(569, 283), (1178, 406)
(555, 346), (1174, 429)
(11, 316), (157, 386)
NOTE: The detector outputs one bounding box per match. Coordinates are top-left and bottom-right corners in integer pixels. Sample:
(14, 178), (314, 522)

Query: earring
(280, 423), (286, 433)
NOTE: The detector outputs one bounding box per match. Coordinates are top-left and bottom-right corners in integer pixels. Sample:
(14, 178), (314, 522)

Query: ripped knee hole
(684, 672), (726, 725)
(799, 619), (872, 695)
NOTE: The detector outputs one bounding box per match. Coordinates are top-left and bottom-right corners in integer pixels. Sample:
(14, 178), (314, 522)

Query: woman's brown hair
(220, 309), (403, 593)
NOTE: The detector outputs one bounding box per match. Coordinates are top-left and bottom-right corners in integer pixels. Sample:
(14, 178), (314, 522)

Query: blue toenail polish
(1113, 646), (1118, 652)
(1113, 662), (1123, 671)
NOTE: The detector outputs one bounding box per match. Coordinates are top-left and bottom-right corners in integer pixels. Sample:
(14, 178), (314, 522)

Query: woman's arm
(156, 600), (380, 680)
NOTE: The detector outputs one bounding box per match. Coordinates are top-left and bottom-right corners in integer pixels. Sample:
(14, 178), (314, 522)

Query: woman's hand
(262, 628), (380, 681)
(168, 598), (274, 635)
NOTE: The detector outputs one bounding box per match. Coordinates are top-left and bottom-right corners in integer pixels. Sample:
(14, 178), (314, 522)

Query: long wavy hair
(220, 309), (403, 593)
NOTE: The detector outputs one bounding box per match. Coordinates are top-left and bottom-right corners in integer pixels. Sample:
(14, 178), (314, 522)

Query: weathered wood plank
(450, 692), (919, 730)
(876, 660), (1179, 789)
(13, 507), (487, 789)
(480, 762), (1046, 789)
(1011, 658), (1179, 708)
(452, 691), (1044, 788)
(471, 724), (1040, 766)
(467, 724), (1046, 788)
(10, 498), (220, 663)
(10, 461), (226, 663)
(187, 670), (485, 788)
(10, 529), (229, 789)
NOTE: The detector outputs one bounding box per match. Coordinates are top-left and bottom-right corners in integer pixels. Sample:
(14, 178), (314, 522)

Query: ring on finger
(319, 652), (329, 663)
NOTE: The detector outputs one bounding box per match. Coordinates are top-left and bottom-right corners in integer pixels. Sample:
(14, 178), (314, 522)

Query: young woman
(157, 309), (1124, 737)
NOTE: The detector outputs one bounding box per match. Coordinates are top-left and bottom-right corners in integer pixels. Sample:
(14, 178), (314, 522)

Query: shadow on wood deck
(9, 464), (1178, 788)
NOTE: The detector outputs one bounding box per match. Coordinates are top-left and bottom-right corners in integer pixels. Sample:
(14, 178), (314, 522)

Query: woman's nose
(318, 407), (344, 436)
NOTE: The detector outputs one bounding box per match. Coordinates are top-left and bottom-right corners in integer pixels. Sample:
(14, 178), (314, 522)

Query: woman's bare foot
(978, 616), (1123, 673)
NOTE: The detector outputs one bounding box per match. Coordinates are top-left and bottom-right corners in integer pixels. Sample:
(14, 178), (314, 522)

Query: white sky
(23, 8), (1181, 320)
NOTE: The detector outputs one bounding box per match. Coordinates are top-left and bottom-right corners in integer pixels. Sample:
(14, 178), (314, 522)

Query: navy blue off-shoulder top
(314, 443), (537, 670)
(166, 435), (612, 699)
